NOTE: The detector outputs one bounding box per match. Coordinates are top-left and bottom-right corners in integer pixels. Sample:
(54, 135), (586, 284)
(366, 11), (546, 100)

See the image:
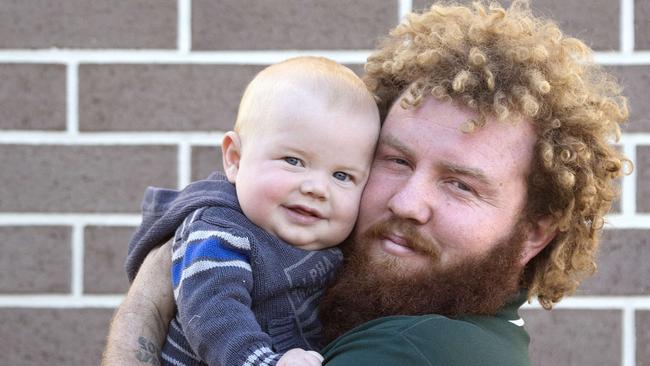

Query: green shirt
(321, 292), (530, 365)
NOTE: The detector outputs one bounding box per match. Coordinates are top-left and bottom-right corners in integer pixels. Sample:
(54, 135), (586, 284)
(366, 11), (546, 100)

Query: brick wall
(0, 1), (647, 365)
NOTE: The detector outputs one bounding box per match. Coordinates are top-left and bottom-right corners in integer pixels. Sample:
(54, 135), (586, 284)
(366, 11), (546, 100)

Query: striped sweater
(126, 172), (343, 366)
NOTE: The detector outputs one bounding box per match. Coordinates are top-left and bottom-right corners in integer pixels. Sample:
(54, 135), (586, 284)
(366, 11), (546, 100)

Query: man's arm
(102, 242), (175, 366)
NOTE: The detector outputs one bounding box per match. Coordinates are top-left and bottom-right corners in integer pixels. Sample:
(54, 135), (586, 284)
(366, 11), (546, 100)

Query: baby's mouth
(286, 205), (323, 218)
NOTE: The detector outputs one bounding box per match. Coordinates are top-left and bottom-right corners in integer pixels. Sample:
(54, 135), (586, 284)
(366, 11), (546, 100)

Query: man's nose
(386, 174), (433, 224)
(299, 174), (329, 200)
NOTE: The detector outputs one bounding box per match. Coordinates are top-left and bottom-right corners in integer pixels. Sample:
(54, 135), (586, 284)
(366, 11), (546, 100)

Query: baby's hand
(277, 348), (324, 366)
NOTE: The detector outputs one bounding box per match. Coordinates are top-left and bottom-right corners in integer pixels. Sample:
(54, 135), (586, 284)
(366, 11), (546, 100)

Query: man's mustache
(358, 218), (440, 259)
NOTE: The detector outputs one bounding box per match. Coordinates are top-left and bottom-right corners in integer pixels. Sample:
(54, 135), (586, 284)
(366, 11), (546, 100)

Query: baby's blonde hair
(234, 57), (377, 137)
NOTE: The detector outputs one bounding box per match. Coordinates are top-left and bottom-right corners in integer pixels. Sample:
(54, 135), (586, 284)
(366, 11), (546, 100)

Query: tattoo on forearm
(135, 336), (161, 366)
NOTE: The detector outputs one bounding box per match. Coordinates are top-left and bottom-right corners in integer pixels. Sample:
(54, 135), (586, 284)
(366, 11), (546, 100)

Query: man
(103, 1), (629, 365)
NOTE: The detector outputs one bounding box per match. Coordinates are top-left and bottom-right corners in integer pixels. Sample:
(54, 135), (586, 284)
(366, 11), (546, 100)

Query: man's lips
(283, 204), (324, 224)
(380, 233), (418, 256)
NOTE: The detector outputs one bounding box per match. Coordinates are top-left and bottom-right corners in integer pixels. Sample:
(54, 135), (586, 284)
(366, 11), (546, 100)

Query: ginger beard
(319, 218), (527, 344)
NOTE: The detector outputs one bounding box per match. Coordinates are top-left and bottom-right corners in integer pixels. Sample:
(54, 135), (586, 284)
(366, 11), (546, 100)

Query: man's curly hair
(364, 0), (631, 309)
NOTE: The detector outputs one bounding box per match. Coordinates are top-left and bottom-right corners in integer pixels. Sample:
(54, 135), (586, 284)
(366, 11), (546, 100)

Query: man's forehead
(384, 96), (536, 146)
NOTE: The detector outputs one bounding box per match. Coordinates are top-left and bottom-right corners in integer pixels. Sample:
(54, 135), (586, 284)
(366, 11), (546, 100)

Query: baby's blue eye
(333, 171), (351, 182)
(284, 157), (303, 166)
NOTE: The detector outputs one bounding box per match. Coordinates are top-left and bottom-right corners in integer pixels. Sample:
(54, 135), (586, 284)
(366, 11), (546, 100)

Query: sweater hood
(125, 172), (238, 282)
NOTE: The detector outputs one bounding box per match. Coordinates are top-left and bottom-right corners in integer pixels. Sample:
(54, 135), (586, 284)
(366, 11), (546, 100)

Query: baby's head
(222, 56), (380, 250)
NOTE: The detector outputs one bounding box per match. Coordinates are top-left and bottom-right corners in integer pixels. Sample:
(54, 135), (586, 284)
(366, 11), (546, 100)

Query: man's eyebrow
(378, 134), (415, 157)
(380, 134), (497, 191)
(442, 162), (494, 189)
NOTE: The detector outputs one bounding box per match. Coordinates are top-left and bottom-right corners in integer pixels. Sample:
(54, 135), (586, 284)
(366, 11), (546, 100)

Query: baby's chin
(285, 230), (352, 251)
(280, 235), (336, 251)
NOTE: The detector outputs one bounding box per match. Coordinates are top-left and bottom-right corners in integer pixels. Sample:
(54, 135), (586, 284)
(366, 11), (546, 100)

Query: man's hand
(102, 242), (175, 366)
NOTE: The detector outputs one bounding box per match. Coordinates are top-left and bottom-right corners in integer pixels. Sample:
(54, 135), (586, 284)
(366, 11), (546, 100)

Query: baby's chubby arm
(174, 219), (282, 365)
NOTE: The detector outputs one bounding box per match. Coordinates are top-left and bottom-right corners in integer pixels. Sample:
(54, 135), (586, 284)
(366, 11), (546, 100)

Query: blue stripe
(171, 261), (183, 287)
(171, 237), (249, 286)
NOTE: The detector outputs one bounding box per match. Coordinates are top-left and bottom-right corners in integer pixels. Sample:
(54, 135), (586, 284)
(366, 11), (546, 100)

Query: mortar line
(66, 62), (79, 134)
(622, 143), (637, 215)
(178, 142), (192, 189)
(0, 213), (141, 226)
(71, 224), (84, 297)
(620, 0), (634, 53)
(178, 0), (192, 52)
(622, 306), (635, 366)
(399, 0), (413, 19)
(0, 50), (371, 64)
(0, 295), (124, 308)
(0, 131), (224, 145)
(1, 50), (649, 64)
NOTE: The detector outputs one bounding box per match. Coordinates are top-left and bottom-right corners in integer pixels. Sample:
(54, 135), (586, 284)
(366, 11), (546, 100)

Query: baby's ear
(221, 131), (242, 183)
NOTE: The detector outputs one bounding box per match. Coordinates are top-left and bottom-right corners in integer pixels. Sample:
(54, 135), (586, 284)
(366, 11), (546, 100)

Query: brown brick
(0, 226), (71, 293)
(521, 309), (621, 365)
(192, 0), (398, 50)
(413, 0), (618, 50)
(579, 229), (650, 295)
(638, 311), (650, 366)
(191, 145), (223, 181)
(0, 64), (66, 130)
(0, 308), (114, 366)
(0, 145), (177, 213)
(609, 66), (650, 133)
(0, 0), (176, 49)
(636, 0), (650, 50)
(84, 226), (134, 294)
(637, 146), (650, 212)
(79, 64), (263, 131)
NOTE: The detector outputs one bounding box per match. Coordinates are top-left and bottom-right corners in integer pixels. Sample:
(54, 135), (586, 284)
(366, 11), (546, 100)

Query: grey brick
(636, 0), (650, 50)
(413, 0), (618, 50)
(580, 229), (650, 295)
(84, 226), (134, 294)
(191, 145), (223, 182)
(521, 309), (621, 366)
(637, 146), (650, 212)
(192, 0), (398, 50)
(0, 308), (114, 366)
(0, 226), (71, 293)
(0, 64), (66, 130)
(0, 145), (177, 213)
(346, 63), (366, 77)
(79, 64), (263, 131)
(638, 311), (650, 366)
(522, 0), (619, 51)
(609, 66), (650, 133)
(0, 0), (176, 49)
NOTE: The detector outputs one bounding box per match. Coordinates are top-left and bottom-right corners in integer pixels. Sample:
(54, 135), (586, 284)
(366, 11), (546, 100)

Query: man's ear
(221, 131), (242, 184)
(520, 215), (557, 266)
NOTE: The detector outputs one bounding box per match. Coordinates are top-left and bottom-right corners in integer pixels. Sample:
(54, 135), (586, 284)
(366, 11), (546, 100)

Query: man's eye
(450, 180), (472, 192)
(390, 157), (409, 166)
(284, 157), (303, 167)
(333, 171), (351, 182)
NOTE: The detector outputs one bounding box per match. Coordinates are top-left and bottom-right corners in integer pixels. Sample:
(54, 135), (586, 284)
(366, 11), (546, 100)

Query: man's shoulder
(323, 314), (530, 366)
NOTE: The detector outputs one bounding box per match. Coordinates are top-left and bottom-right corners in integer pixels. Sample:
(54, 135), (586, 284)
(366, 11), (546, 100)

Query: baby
(125, 57), (380, 366)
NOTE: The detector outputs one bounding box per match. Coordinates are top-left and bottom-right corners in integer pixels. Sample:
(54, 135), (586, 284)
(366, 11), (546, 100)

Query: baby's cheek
(338, 190), (363, 225)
